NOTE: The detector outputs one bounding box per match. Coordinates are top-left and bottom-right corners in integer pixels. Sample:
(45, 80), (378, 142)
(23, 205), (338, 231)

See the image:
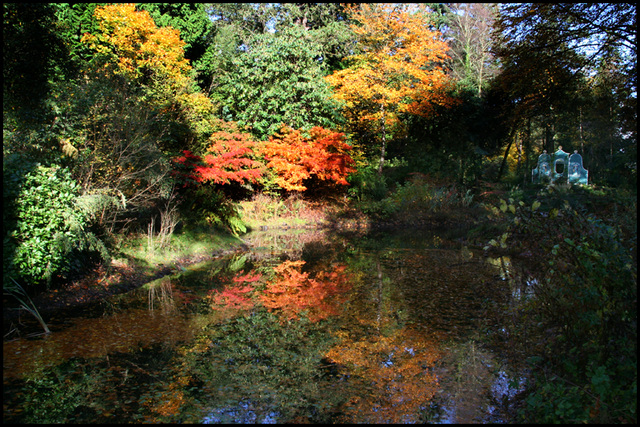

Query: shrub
(179, 186), (246, 236)
(355, 173), (474, 219)
(3, 157), (108, 287)
(490, 195), (637, 423)
(259, 125), (356, 192)
(347, 164), (389, 202)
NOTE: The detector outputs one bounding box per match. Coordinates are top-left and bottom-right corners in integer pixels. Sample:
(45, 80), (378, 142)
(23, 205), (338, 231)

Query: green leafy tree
(52, 3), (100, 69)
(207, 3), (286, 40)
(279, 3), (357, 73)
(213, 24), (344, 140)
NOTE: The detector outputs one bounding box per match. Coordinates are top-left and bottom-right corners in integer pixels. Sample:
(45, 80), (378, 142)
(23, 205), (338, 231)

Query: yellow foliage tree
(325, 4), (457, 173)
(82, 3), (217, 138)
(82, 3), (190, 88)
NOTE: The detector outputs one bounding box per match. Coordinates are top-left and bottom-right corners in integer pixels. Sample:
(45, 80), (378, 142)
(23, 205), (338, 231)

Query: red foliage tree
(173, 121), (264, 186)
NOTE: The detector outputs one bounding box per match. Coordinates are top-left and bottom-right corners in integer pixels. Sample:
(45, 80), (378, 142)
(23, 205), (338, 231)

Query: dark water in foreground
(3, 228), (526, 423)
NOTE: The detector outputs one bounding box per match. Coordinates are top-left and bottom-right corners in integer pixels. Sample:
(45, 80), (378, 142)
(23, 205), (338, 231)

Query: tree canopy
(3, 2), (637, 290)
(213, 24), (344, 141)
(326, 3), (457, 173)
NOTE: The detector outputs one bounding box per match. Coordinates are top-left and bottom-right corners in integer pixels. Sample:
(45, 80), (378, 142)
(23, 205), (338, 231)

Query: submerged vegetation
(4, 3), (636, 424)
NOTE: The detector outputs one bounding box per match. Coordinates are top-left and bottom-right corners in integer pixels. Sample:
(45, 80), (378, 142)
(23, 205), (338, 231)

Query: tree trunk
(496, 124), (518, 181)
(523, 117), (531, 184)
(377, 103), (386, 175)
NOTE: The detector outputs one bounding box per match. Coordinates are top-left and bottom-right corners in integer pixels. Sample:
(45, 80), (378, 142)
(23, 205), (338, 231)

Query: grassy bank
(114, 223), (245, 272)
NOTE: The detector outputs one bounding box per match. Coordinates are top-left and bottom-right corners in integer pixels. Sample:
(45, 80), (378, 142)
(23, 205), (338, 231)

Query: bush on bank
(487, 186), (637, 423)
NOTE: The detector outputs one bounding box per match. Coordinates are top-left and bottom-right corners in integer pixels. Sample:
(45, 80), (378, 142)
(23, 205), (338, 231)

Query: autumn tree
(83, 4), (190, 88)
(325, 3), (457, 174)
(173, 120), (263, 186)
(259, 125), (356, 192)
(82, 4), (221, 147)
(68, 4), (221, 230)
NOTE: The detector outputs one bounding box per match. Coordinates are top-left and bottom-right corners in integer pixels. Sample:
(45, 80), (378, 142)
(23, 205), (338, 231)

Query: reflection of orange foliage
(326, 328), (440, 423)
(147, 374), (191, 420)
(152, 389), (185, 417)
(259, 260), (352, 322)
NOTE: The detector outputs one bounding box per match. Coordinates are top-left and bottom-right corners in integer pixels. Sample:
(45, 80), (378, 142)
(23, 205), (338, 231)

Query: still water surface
(3, 228), (526, 423)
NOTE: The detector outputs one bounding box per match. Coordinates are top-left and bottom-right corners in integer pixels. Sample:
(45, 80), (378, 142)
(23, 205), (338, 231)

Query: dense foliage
(213, 24), (344, 140)
(486, 186), (636, 423)
(3, 158), (107, 286)
(260, 125), (356, 192)
(326, 3), (457, 173)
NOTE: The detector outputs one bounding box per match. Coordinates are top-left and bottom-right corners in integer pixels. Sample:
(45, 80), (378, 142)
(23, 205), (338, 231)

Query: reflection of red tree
(209, 273), (262, 310)
(259, 260), (352, 322)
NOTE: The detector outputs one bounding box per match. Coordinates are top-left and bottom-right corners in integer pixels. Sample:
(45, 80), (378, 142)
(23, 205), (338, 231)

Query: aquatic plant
(4, 278), (50, 335)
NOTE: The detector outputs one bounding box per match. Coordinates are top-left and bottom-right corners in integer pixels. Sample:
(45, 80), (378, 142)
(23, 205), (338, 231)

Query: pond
(3, 228), (527, 423)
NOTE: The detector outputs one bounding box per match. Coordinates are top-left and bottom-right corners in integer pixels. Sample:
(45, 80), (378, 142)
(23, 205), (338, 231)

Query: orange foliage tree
(259, 260), (352, 322)
(325, 4), (457, 173)
(259, 125), (356, 192)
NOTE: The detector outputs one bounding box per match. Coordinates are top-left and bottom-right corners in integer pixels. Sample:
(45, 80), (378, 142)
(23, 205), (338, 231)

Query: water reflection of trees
(323, 246), (511, 422)
(4, 232), (517, 423)
(242, 229), (332, 261)
(259, 260), (352, 322)
(208, 259), (353, 323)
(159, 310), (342, 423)
(147, 276), (176, 312)
(326, 328), (441, 423)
